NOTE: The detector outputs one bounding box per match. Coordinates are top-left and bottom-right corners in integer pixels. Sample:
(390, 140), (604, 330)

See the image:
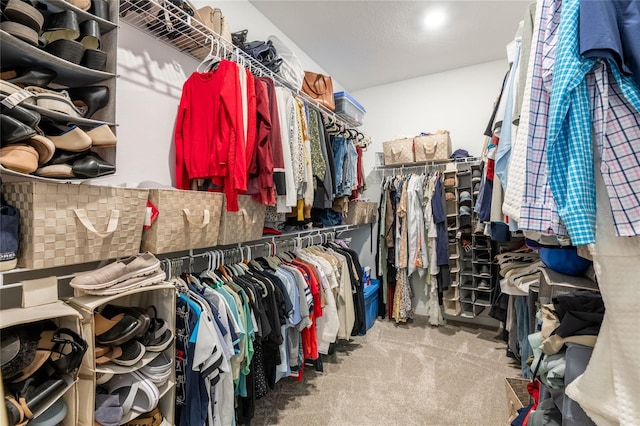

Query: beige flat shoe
(86, 124), (117, 147)
(43, 125), (92, 152)
(35, 164), (74, 178)
(0, 144), (38, 173)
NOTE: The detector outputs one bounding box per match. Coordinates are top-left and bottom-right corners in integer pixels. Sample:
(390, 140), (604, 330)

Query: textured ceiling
(249, 0), (529, 91)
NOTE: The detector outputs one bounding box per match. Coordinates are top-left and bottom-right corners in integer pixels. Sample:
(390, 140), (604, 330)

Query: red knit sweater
(174, 60), (247, 211)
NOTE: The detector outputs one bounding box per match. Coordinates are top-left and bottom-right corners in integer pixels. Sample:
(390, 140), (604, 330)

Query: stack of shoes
(93, 304), (173, 368)
(2, 320), (88, 426)
(1, 72), (116, 177)
(0, 2), (108, 70)
(70, 252), (165, 296)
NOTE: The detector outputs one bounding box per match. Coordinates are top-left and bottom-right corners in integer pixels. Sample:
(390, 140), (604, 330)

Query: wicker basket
(382, 137), (415, 166)
(141, 189), (224, 254)
(413, 131), (452, 162)
(344, 201), (378, 225)
(2, 182), (148, 269)
(217, 195), (267, 245)
(505, 377), (532, 422)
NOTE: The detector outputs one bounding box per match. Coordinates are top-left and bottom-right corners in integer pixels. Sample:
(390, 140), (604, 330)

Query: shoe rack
(68, 284), (176, 426)
(0, 0), (119, 176)
(442, 165), (460, 316)
(443, 160), (494, 319)
(1, 301), (83, 426)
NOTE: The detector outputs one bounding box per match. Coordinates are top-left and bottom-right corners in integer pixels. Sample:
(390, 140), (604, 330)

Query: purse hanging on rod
(302, 71), (335, 111)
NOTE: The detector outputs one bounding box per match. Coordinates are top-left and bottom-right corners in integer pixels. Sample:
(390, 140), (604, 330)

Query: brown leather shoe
(0, 144), (38, 173)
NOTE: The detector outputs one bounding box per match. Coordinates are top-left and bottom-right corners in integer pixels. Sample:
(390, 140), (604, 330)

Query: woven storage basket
(217, 195), (267, 245)
(365, 202), (378, 224)
(344, 201), (369, 225)
(505, 377), (532, 422)
(414, 131), (452, 162)
(382, 137), (415, 165)
(141, 189), (224, 254)
(2, 182), (148, 269)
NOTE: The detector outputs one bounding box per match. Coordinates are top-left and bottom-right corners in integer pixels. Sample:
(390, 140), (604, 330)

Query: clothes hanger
(197, 35), (221, 73)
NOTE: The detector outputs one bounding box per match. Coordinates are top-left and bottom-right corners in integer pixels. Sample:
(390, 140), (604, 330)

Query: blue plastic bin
(364, 279), (380, 332)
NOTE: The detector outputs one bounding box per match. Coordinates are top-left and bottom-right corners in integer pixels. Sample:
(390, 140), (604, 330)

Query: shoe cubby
(460, 258), (473, 276)
(460, 288), (474, 304)
(443, 299), (461, 316)
(449, 271), (459, 288)
(473, 291), (491, 307)
(443, 286), (459, 301)
(460, 279), (474, 290)
(68, 283), (176, 426)
(460, 302), (474, 318)
(1, 301), (85, 426)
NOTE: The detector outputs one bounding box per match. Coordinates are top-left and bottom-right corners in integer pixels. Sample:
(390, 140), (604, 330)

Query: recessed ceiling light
(423, 8), (447, 31)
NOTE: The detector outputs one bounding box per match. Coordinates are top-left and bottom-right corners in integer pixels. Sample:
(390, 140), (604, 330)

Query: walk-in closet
(1, 1), (638, 425)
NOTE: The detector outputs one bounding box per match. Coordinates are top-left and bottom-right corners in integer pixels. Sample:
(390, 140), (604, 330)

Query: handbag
(382, 137), (415, 165)
(146, 0), (195, 40)
(243, 40), (282, 73)
(302, 71), (335, 111)
(413, 131), (452, 162)
(268, 35), (304, 90)
(195, 6), (231, 44)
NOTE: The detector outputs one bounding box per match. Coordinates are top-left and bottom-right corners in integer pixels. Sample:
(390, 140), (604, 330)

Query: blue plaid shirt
(547, 0), (640, 245)
(546, 0), (596, 245)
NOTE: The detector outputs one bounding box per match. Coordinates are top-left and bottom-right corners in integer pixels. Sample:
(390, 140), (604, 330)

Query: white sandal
(108, 371), (159, 416)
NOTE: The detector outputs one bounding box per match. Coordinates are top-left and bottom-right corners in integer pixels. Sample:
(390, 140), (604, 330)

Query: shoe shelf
(1, 301), (84, 426)
(1, 0), (119, 179)
(68, 284), (176, 426)
(0, 30), (115, 87)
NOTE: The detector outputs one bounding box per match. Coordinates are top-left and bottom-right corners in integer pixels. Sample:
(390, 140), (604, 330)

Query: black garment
(313, 110), (334, 209)
(552, 291), (605, 338)
(330, 244), (367, 336)
(484, 70), (510, 137)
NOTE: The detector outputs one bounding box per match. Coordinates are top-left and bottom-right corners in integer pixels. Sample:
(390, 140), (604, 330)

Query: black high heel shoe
(0, 66), (57, 87)
(65, 86), (109, 119)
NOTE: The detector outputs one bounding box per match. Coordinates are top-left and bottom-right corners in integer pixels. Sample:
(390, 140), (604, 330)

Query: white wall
(109, 0), (340, 188)
(350, 59), (508, 315)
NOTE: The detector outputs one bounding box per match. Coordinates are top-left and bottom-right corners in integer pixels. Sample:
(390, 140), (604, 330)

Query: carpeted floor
(254, 315), (520, 426)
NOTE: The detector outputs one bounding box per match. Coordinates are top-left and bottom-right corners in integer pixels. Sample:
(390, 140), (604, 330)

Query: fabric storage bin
(344, 201), (368, 225)
(141, 189), (223, 254)
(363, 279), (380, 331)
(365, 202), (378, 224)
(505, 377), (532, 422)
(333, 91), (366, 126)
(1, 182), (148, 269)
(414, 131), (452, 162)
(217, 195), (267, 245)
(383, 137), (415, 165)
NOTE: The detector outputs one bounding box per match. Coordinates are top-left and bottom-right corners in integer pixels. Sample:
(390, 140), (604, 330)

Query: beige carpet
(254, 316), (520, 426)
